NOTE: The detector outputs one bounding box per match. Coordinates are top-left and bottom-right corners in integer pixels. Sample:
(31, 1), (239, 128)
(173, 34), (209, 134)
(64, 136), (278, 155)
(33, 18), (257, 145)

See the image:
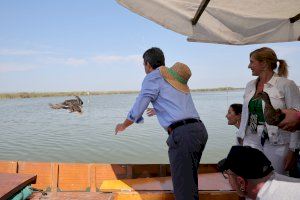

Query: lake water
(0, 90), (243, 164)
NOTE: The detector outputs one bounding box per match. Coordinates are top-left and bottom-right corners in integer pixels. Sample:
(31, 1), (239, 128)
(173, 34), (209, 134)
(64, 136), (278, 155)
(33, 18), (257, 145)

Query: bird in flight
(49, 96), (83, 114)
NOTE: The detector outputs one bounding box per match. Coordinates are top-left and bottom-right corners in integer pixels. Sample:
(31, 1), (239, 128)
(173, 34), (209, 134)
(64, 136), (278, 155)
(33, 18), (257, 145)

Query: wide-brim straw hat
(159, 62), (191, 93)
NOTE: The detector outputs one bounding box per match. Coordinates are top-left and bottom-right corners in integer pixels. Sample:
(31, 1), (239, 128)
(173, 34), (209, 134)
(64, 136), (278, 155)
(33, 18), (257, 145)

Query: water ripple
(0, 91), (243, 163)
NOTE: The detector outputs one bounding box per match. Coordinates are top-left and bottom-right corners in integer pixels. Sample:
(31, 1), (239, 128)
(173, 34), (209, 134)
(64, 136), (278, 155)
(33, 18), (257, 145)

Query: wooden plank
(0, 161), (17, 173)
(164, 164), (218, 175)
(199, 164), (218, 174)
(51, 163), (59, 192)
(159, 164), (167, 176)
(89, 164), (96, 192)
(126, 165), (133, 178)
(128, 164), (218, 177)
(29, 192), (113, 200)
(114, 191), (174, 200)
(132, 164), (165, 178)
(58, 163), (90, 191)
(114, 191), (241, 200)
(198, 191), (242, 200)
(100, 173), (232, 192)
(30, 191), (241, 200)
(0, 173), (36, 200)
(18, 161), (54, 191)
(0, 161), (222, 195)
(95, 164), (127, 188)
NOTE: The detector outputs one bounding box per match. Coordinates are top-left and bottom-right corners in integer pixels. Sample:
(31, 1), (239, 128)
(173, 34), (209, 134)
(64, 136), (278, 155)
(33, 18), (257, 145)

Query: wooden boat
(0, 160), (243, 200)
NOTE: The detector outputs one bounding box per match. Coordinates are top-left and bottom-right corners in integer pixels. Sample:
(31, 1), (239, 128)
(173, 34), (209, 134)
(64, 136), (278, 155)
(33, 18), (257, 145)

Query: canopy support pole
(290, 13), (300, 23)
(191, 0), (210, 25)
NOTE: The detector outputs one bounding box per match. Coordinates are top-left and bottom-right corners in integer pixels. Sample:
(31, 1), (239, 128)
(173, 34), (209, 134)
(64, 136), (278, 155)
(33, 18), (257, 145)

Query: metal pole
(191, 0), (211, 25)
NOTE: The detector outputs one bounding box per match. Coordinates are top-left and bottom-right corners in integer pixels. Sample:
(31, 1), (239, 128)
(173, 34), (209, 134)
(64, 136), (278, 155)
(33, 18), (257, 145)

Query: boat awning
(116, 0), (300, 45)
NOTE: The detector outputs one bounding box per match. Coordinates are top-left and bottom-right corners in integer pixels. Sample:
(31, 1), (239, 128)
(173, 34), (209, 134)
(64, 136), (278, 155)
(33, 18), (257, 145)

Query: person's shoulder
(144, 68), (159, 78)
(275, 76), (297, 88)
(248, 79), (257, 84)
(245, 79), (256, 88)
(274, 172), (300, 182)
(143, 69), (162, 83)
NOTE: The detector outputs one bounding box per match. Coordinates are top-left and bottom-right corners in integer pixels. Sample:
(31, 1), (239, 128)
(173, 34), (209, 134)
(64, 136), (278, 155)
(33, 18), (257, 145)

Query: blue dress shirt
(127, 68), (200, 129)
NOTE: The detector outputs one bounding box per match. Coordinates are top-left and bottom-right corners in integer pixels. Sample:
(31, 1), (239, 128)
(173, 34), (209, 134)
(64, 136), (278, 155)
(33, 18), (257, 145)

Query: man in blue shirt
(115, 47), (208, 200)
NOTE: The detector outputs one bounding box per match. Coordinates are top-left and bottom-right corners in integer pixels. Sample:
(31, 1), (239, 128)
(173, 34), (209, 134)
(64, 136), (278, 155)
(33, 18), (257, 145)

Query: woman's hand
(146, 108), (156, 117)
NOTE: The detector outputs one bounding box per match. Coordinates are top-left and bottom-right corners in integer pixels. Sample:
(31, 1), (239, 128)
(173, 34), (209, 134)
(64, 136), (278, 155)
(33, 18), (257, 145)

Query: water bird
(49, 96), (83, 113)
(254, 92), (285, 126)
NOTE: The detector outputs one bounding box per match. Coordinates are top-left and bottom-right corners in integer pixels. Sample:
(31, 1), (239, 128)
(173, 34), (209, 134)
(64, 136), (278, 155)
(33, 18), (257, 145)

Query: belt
(167, 118), (201, 135)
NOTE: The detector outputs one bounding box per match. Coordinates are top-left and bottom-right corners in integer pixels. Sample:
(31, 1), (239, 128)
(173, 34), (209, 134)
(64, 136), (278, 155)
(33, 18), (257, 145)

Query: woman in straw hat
(115, 47), (208, 200)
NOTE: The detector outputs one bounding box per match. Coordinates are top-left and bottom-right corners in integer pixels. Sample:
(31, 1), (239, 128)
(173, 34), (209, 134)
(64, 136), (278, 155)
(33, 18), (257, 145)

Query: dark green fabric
(248, 97), (265, 123)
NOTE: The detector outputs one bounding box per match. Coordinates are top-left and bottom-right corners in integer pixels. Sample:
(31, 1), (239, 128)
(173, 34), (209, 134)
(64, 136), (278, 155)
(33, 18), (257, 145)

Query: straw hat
(159, 62), (191, 93)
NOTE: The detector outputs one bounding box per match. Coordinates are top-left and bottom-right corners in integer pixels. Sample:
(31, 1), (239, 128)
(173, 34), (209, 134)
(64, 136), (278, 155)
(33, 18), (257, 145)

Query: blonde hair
(250, 47), (288, 77)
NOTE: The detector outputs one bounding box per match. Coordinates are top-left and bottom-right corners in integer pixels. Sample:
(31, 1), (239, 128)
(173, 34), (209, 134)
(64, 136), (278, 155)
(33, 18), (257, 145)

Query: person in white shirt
(220, 146), (300, 200)
(238, 47), (300, 174)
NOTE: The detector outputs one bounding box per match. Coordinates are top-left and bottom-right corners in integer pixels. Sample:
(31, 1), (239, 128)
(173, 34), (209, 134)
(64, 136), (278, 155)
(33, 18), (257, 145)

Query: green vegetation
(0, 87), (243, 99)
(0, 91), (137, 99)
(191, 87), (243, 92)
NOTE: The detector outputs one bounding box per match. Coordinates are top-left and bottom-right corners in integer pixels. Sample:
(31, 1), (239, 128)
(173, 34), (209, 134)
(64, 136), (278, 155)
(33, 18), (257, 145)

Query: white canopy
(116, 0), (300, 45)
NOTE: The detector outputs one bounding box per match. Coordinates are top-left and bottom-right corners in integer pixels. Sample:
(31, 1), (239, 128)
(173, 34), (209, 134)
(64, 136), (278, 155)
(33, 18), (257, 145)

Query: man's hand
(115, 119), (134, 135)
(278, 109), (300, 132)
(146, 108), (156, 117)
(115, 123), (126, 135)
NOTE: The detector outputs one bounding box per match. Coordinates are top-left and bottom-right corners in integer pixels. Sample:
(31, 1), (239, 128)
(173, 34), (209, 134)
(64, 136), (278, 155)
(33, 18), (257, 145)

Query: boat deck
(0, 161), (243, 200)
(30, 192), (113, 200)
(0, 173), (36, 200)
(30, 191), (239, 200)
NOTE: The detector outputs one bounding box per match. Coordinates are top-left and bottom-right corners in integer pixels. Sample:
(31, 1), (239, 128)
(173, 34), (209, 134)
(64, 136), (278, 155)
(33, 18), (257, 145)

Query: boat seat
(100, 173), (232, 192)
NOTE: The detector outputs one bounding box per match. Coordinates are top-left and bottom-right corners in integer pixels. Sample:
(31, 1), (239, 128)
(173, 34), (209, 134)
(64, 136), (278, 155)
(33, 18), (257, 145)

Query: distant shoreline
(0, 87), (244, 99)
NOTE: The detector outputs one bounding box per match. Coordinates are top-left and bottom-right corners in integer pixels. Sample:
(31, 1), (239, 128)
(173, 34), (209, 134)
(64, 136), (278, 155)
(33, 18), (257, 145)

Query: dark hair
(143, 47), (165, 69)
(230, 103), (242, 115)
(250, 47), (288, 78)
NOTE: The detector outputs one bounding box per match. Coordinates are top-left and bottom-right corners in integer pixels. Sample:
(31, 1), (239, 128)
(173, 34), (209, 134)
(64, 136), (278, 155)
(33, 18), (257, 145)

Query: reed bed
(0, 87), (243, 99)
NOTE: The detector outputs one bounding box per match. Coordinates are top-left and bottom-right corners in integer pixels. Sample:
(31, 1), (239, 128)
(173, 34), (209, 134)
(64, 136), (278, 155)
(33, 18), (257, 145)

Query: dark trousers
(167, 121), (208, 200)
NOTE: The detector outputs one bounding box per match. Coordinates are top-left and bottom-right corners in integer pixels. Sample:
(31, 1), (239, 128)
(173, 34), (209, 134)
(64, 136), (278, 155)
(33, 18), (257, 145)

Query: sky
(0, 0), (299, 93)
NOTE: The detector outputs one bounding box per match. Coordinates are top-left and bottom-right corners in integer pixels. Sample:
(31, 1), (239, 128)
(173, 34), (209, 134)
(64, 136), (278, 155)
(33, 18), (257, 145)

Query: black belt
(167, 118), (201, 135)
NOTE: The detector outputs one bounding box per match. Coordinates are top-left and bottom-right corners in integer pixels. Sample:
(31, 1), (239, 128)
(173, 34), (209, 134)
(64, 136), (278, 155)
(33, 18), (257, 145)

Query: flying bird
(49, 96), (83, 113)
(254, 92), (285, 126)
